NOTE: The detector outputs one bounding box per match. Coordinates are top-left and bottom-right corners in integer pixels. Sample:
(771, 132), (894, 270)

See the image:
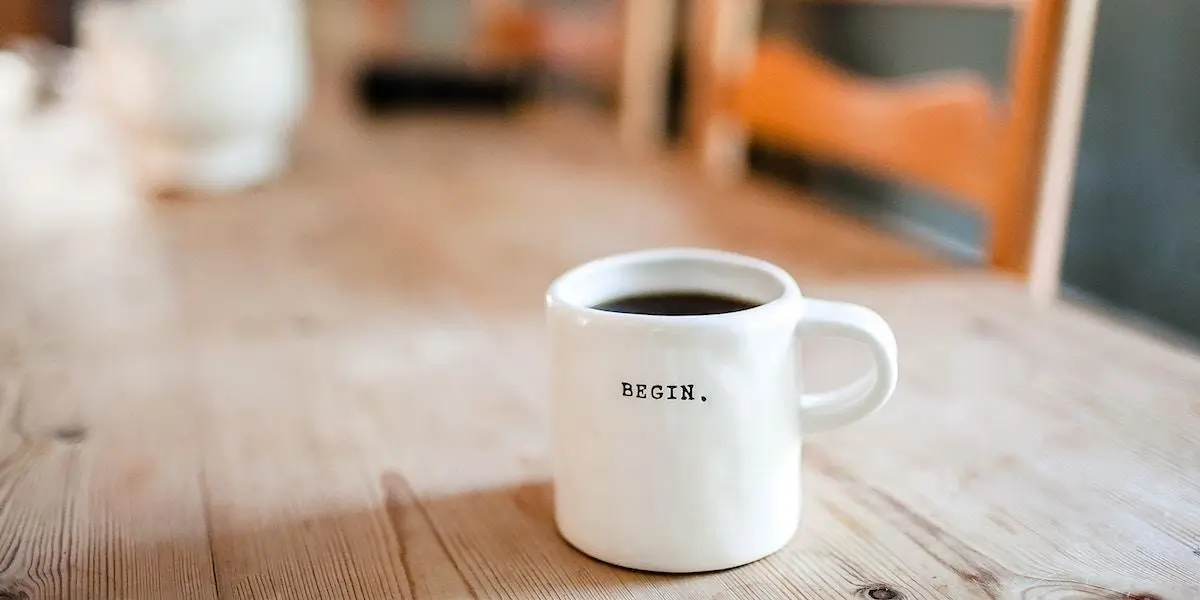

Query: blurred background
(1, 0), (1197, 346)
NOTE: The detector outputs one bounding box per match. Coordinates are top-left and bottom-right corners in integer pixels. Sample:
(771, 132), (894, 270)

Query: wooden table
(1, 45), (1199, 600)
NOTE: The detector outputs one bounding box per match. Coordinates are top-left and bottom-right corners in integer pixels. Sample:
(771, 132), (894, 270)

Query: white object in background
(0, 51), (37, 119)
(77, 0), (311, 194)
(546, 248), (899, 573)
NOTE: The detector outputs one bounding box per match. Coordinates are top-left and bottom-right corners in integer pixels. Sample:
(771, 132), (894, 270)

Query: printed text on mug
(621, 383), (707, 402)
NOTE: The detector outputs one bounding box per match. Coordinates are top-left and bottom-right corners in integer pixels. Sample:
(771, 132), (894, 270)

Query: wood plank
(0, 349), (219, 599)
(796, 278), (1200, 598)
(0, 96), (222, 598)
(0, 3), (1196, 598)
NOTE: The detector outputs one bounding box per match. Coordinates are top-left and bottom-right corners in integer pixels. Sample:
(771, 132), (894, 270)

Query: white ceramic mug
(78, 0), (310, 194)
(546, 248), (899, 573)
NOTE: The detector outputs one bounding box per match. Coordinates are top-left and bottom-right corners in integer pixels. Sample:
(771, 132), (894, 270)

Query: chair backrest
(686, 0), (1066, 274)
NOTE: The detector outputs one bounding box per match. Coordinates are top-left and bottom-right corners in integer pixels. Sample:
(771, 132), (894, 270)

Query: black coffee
(591, 292), (760, 316)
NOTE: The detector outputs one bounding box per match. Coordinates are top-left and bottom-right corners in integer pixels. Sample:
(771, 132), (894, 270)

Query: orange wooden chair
(685, 0), (1067, 276)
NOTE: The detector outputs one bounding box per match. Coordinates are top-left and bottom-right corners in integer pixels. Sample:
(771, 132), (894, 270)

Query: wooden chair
(685, 0), (1068, 276)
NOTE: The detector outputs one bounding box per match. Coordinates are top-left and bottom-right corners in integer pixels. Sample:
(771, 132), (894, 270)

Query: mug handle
(795, 298), (899, 435)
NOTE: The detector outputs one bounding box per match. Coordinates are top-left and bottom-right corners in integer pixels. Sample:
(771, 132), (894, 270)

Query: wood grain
(0, 2), (1196, 598)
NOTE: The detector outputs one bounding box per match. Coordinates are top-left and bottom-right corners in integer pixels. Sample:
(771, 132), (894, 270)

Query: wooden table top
(1, 67), (1198, 599)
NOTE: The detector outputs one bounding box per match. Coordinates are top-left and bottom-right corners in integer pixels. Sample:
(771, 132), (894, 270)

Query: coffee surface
(591, 292), (760, 316)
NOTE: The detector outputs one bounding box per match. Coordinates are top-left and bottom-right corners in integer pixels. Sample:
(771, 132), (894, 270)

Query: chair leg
(617, 0), (677, 155)
(990, 0), (1067, 275)
(686, 0), (761, 183)
(1029, 0), (1100, 302)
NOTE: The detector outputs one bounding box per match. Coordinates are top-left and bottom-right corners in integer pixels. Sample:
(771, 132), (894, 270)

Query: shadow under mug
(546, 247), (898, 573)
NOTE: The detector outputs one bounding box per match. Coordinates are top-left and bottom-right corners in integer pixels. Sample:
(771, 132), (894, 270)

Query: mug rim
(546, 247), (802, 325)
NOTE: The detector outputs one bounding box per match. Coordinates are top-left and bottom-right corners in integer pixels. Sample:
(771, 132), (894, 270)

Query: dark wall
(1059, 0), (1200, 342)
